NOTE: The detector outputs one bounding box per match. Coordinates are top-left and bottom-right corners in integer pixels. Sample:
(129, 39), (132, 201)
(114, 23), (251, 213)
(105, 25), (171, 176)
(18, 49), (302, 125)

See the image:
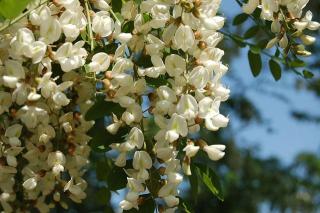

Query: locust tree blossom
(0, 0), (94, 212)
(243, 0), (320, 55)
(0, 0), (316, 212)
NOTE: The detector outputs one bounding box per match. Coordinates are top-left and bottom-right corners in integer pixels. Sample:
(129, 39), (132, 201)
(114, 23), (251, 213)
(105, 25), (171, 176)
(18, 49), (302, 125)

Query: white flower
(173, 25), (195, 52)
(127, 127), (144, 149)
(163, 195), (179, 207)
(63, 178), (87, 201)
(120, 200), (137, 210)
(188, 66), (210, 89)
(133, 151), (152, 170)
(29, 5), (51, 25)
(157, 86), (177, 103)
(9, 28), (35, 58)
(55, 41), (87, 72)
(50, 81), (73, 107)
(165, 54), (186, 77)
(199, 97), (229, 131)
(271, 20), (281, 33)
(266, 37), (279, 49)
(18, 105), (49, 129)
(198, 97), (219, 119)
(47, 151), (66, 176)
(107, 114), (122, 135)
(121, 103), (143, 125)
(93, 0), (111, 11)
(121, 1), (137, 20)
(24, 41), (47, 64)
(115, 152), (127, 167)
(92, 11), (114, 37)
(138, 55), (166, 78)
(156, 147), (174, 161)
(40, 17), (61, 44)
(59, 9), (87, 41)
(150, 4), (170, 29)
(176, 94), (198, 120)
(2, 60), (25, 88)
(294, 11), (320, 31)
(203, 144), (226, 161)
(0, 91), (12, 115)
(23, 177), (38, 190)
(158, 183), (176, 197)
(183, 143), (199, 158)
(260, 0), (279, 20)
(286, 0), (308, 18)
(165, 113), (188, 143)
(127, 178), (145, 192)
(300, 34), (316, 45)
(201, 16), (225, 31)
(88, 52), (111, 74)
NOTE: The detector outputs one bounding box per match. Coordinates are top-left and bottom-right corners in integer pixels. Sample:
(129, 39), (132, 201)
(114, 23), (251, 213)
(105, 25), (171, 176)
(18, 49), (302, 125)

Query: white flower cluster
(0, 0), (95, 212)
(1, 0), (231, 212)
(101, 0), (229, 212)
(243, 0), (320, 55)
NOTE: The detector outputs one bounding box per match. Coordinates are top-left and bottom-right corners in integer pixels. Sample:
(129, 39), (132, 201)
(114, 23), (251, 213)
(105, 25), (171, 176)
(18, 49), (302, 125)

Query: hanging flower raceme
(0, 0), (95, 212)
(96, 0), (230, 212)
(242, 0), (320, 56)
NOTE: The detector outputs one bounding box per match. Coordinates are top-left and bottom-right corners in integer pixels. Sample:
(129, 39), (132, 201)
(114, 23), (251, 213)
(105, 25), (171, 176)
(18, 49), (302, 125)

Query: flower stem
(84, 0), (95, 51)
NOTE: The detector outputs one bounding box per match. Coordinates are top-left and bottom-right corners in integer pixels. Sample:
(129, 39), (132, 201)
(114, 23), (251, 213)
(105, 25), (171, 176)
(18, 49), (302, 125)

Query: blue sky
(221, 1), (320, 163)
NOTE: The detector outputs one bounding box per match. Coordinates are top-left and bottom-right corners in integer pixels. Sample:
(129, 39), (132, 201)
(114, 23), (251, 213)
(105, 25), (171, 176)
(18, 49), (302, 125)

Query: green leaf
(96, 158), (113, 181)
(143, 117), (160, 143)
(269, 59), (282, 81)
(289, 59), (306, 68)
(257, 39), (270, 49)
(249, 45), (261, 54)
(85, 94), (125, 121)
(252, 7), (262, 19)
(88, 119), (130, 152)
(248, 50), (262, 77)
(275, 48), (281, 57)
(145, 76), (168, 88)
(122, 21), (134, 33)
(107, 166), (128, 191)
(233, 13), (249, 25)
(96, 187), (112, 205)
(188, 165), (198, 203)
(0, 0), (33, 19)
(195, 164), (224, 201)
(303, 70), (314, 79)
(143, 13), (152, 23)
(244, 26), (260, 39)
(111, 0), (122, 13)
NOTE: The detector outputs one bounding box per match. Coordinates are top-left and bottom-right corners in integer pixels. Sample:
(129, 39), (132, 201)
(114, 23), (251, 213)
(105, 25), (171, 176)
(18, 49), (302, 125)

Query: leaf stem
(110, 8), (121, 24)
